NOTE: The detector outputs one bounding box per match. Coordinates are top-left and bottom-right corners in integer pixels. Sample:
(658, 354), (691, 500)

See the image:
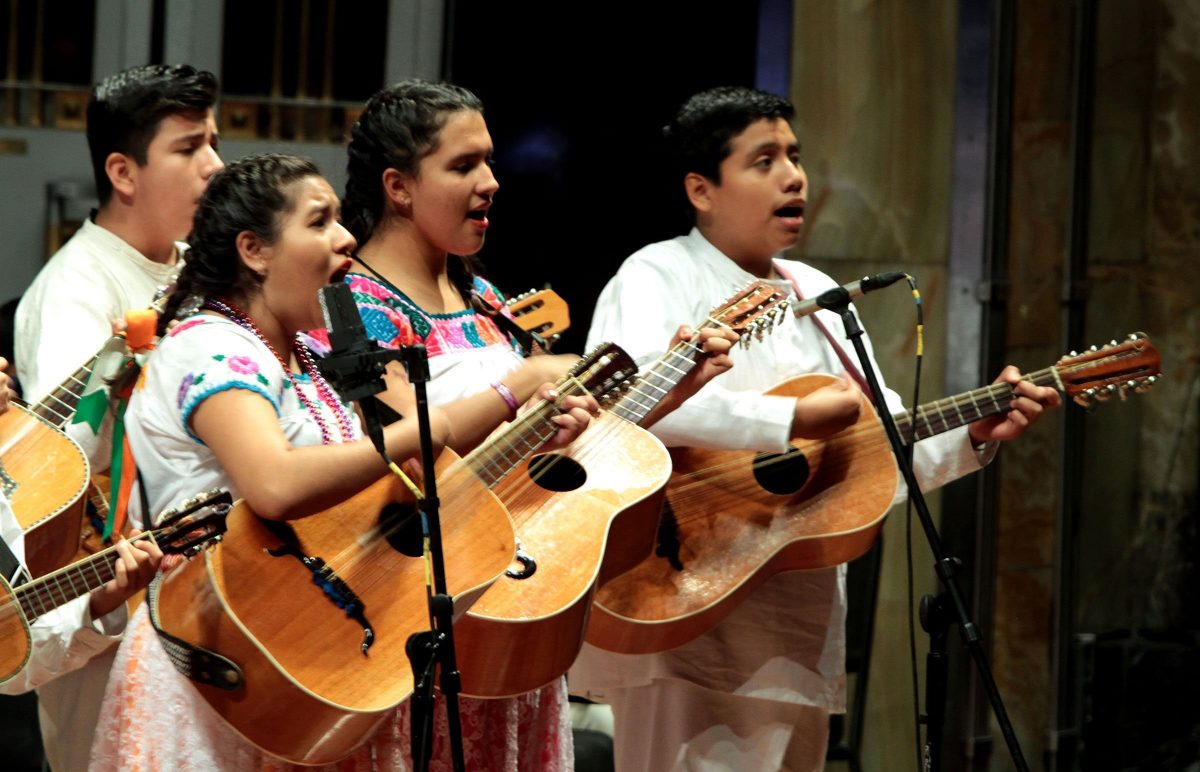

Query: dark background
(446, 2), (761, 353)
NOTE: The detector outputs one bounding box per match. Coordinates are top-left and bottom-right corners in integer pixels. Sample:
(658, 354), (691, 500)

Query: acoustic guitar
(453, 281), (791, 698)
(586, 334), (1162, 655)
(2, 298), (163, 576)
(154, 343), (638, 765)
(0, 489), (230, 684)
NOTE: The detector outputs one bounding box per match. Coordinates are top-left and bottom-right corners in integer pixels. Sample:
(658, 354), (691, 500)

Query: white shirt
(15, 218), (182, 403)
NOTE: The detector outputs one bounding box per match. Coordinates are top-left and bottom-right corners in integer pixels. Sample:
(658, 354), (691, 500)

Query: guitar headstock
(1058, 332), (1162, 407)
(709, 281), (790, 347)
(508, 289), (570, 344)
(153, 489), (233, 558)
(562, 342), (639, 402)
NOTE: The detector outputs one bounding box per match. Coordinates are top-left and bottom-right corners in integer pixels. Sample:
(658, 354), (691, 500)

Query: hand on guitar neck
(640, 325), (739, 429)
(85, 530), (163, 618)
(966, 365), (1063, 444)
(371, 352), (599, 454)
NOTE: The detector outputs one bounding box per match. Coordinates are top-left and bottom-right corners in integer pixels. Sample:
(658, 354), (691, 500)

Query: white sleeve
(15, 271), (119, 404)
(586, 254), (796, 453)
(0, 494), (126, 695)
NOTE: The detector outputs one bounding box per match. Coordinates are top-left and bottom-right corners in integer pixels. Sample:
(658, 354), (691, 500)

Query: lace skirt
(89, 606), (573, 771)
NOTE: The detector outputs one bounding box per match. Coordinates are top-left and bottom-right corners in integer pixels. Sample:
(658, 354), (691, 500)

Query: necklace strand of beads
(203, 297), (355, 445)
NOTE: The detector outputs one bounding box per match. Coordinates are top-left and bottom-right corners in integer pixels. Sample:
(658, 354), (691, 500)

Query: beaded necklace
(203, 297), (355, 445)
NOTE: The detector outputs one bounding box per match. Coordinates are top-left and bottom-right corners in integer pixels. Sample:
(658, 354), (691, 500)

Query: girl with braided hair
(325, 80), (737, 770)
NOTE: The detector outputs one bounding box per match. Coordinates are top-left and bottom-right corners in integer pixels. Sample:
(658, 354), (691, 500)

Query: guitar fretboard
(609, 343), (701, 426)
(14, 536), (148, 621)
(465, 402), (561, 487)
(463, 374), (595, 487)
(23, 361), (94, 429)
(897, 366), (1061, 443)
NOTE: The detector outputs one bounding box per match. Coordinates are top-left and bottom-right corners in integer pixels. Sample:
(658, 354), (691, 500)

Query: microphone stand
(399, 344), (467, 772)
(814, 286), (1029, 772)
(316, 287), (465, 772)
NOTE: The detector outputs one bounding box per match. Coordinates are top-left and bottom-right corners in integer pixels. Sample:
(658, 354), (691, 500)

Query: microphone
(317, 282), (404, 456)
(789, 271), (908, 318)
(317, 282), (391, 402)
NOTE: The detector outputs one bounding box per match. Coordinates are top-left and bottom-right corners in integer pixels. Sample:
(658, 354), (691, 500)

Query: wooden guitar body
(156, 449), (515, 765)
(453, 411), (671, 698)
(587, 374), (897, 655)
(0, 576), (32, 682)
(0, 404), (88, 576)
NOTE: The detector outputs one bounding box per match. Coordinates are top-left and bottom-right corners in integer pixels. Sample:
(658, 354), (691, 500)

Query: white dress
(570, 229), (993, 771)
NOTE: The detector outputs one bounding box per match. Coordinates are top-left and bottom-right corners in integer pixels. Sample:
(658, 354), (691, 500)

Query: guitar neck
(608, 341), (700, 426)
(898, 365), (1061, 443)
(25, 360), (95, 430)
(463, 378), (589, 487)
(14, 533), (152, 622)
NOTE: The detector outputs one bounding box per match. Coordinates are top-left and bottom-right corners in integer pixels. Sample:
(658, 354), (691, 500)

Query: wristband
(491, 381), (519, 417)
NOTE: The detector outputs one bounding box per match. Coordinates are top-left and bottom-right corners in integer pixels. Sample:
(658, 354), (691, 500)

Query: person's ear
(684, 172), (716, 214)
(105, 152), (137, 200)
(236, 230), (270, 278)
(382, 168), (414, 211)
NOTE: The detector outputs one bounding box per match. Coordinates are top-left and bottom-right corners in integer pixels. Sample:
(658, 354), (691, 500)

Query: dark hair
(664, 86), (795, 185)
(87, 64), (219, 205)
(157, 154), (321, 334)
(343, 79), (485, 301)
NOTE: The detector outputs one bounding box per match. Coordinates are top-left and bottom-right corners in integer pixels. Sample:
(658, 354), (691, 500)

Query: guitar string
(659, 354), (1145, 522)
(294, 335), (707, 584)
(308, 366), (632, 577)
(2, 531), (159, 620)
(666, 362), (1066, 491)
(486, 337), (708, 526)
(328, 307), (766, 586)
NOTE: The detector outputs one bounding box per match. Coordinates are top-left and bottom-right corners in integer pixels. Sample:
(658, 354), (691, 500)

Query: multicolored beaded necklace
(203, 297), (355, 445)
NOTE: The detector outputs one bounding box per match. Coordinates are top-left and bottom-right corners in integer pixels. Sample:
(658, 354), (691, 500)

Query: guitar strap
(125, 448), (244, 691)
(469, 290), (546, 357)
(146, 573), (244, 691)
(772, 261), (876, 407)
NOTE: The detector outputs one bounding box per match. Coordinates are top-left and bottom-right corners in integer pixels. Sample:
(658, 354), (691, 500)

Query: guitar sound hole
(752, 447), (810, 495)
(379, 501), (424, 558)
(528, 454), (586, 492)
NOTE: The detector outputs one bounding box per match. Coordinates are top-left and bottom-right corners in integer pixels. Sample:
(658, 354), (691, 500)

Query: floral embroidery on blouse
(305, 273), (521, 358)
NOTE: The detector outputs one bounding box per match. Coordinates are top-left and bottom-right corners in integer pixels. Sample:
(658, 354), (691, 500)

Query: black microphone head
(862, 271), (908, 292)
(320, 282), (368, 355)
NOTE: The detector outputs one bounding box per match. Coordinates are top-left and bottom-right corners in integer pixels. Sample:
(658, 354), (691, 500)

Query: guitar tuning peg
(1073, 394), (1092, 408)
(1068, 350), (1078, 358)
(1089, 345), (1099, 352)
(1134, 375), (1158, 393)
(1109, 340), (1119, 347)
